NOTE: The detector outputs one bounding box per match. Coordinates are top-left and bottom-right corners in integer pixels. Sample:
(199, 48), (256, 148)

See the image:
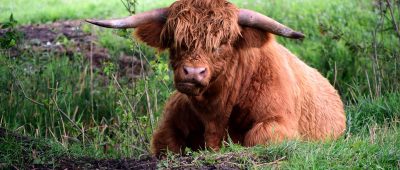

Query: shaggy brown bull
(87, 0), (346, 156)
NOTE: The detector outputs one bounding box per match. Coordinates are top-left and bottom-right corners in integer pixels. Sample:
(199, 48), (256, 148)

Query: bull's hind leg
(244, 121), (299, 146)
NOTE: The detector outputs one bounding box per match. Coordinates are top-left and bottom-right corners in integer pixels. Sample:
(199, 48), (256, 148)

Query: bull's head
(86, 0), (304, 96)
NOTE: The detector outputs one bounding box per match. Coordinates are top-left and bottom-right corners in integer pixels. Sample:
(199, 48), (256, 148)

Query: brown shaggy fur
(161, 0), (240, 52)
(134, 0), (346, 156)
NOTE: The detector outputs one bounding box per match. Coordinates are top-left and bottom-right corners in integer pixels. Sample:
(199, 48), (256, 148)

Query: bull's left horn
(85, 8), (168, 29)
(238, 9), (305, 39)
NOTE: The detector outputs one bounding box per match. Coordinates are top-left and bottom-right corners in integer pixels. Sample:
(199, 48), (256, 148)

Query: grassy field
(1, 0), (400, 169)
(0, 0), (175, 24)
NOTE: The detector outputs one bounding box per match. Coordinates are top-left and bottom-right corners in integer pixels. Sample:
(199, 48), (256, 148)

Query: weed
(0, 14), (23, 49)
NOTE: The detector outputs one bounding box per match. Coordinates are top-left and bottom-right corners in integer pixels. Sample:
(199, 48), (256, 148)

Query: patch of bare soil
(0, 20), (142, 79)
(31, 157), (158, 170)
(0, 128), (156, 169)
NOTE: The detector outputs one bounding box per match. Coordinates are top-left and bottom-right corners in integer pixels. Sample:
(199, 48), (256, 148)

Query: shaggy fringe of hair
(161, 0), (241, 52)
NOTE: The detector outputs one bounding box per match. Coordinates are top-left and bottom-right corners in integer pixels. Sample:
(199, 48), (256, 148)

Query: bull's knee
(151, 128), (185, 157)
(244, 122), (298, 146)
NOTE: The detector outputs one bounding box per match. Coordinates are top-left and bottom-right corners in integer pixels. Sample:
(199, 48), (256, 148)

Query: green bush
(0, 14), (23, 49)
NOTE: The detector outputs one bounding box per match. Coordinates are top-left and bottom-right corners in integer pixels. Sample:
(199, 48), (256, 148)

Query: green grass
(1, 0), (400, 169)
(161, 125), (400, 169)
(0, 0), (175, 24)
(1, 94), (399, 169)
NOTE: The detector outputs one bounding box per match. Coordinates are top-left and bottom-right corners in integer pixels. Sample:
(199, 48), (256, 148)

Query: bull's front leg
(151, 93), (195, 157)
(151, 116), (186, 157)
(201, 116), (229, 151)
(191, 96), (233, 151)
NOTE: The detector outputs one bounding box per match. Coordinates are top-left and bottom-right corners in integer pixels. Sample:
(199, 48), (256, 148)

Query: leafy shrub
(0, 14), (23, 49)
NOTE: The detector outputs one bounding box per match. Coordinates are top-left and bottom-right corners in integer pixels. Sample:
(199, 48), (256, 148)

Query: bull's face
(170, 49), (212, 96)
(169, 45), (231, 96)
(159, 0), (241, 96)
(85, 0), (304, 96)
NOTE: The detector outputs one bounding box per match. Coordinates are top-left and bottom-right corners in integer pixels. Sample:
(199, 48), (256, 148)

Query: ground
(0, 128), (155, 169)
(1, 127), (263, 169)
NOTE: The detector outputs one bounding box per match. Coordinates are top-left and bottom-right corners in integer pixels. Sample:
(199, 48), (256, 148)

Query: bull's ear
(134, 21), (167, 50)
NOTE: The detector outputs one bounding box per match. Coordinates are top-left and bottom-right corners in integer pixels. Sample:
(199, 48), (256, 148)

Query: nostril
(199, 68), (207, 75)
(183, 67), (189, 75)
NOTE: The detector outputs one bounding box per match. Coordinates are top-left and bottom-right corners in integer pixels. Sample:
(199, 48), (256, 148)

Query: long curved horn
(85, 8), (168, 29)
(238, 9), (305, 39)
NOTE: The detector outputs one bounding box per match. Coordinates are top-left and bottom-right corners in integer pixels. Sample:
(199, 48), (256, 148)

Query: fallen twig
(255, 156), (287, 167)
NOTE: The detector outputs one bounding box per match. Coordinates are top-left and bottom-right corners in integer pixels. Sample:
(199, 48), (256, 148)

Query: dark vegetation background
(0, 0), (399, 169)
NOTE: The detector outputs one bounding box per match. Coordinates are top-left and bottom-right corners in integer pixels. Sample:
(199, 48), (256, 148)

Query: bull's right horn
(238, 9), (305, 39)
(85, 8), (168, 29)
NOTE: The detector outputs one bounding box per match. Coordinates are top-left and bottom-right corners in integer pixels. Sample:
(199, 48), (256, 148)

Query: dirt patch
(31, 157), (158, 170)
(0, 20), (142, 79)
(1, 128), (157, 170)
